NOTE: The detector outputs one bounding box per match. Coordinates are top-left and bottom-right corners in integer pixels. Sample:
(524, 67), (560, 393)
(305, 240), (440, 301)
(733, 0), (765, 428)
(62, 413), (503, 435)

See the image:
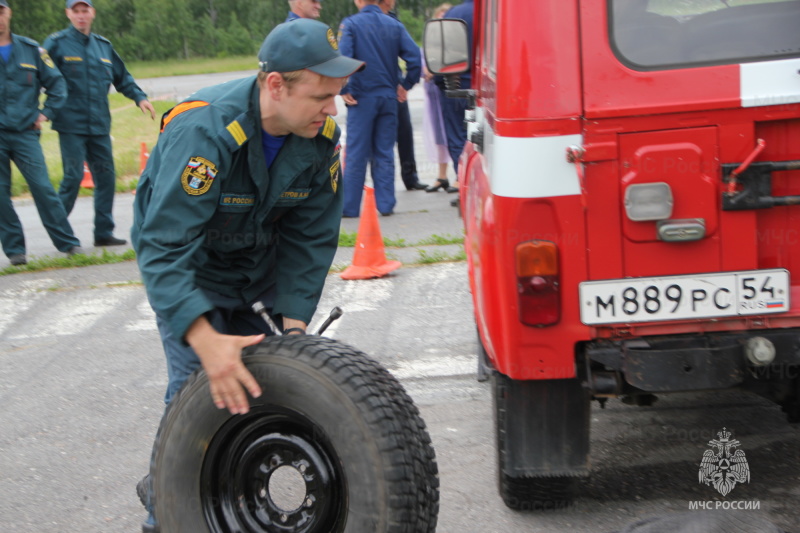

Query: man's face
(263, 71), (344, 138)
(294, 0), (322, 19)
(0, 7), (11, 38)
(66, 3), (95, 34)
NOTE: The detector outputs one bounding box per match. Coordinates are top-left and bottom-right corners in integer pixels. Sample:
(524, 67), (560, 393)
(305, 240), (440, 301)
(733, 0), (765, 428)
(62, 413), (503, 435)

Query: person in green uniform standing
(131, 19), (364, 532)
(44, 0), (155, 247)
(0, 0), (83, 266)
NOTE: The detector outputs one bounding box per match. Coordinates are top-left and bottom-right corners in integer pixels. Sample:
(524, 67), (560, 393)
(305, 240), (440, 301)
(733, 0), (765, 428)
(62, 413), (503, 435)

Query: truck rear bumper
(585, 329), (800, 395)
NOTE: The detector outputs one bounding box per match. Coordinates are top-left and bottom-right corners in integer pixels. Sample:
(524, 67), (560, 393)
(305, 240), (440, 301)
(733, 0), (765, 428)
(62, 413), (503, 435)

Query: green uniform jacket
(132, 76), (343, 341)
(43, 26), (147, 135)
(0, 35), (66, 131)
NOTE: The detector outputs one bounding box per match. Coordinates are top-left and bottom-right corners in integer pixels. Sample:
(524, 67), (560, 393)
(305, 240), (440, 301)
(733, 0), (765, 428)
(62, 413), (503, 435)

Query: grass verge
(2, 230), (466, 276)
(338, 230), (464, 248)
(128, 56), (254, 80)
(0, 249), (136, 276)
(10, 94), (176, 197)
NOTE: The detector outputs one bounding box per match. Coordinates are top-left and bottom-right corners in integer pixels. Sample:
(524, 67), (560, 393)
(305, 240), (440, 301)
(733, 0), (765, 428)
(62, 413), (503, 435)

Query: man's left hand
(32, 113), (48, 130)
(139, 100), (156, 120)
(397, 86), (408, 103)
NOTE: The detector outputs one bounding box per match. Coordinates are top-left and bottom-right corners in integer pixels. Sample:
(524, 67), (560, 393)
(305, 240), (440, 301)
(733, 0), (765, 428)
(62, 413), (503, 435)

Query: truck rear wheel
(150, 335), (439, 532)
(493, 372), (590, 510)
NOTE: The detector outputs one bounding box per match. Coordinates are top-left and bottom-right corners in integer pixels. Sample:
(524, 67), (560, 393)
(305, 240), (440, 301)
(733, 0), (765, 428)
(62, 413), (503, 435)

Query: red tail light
(516, 240), (560, 326)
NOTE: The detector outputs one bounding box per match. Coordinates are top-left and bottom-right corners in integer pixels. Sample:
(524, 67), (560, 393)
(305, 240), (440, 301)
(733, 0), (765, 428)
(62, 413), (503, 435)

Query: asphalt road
(2, 72), (799, 532)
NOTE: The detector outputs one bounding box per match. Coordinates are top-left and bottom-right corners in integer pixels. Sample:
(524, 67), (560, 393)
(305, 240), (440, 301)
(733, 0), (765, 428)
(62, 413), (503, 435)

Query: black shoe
(406, 182), (428, 191)
(9, 254), (27, 266)
(94, 236), (127, 246)
(136, 474), (150, 509)
(425, 179), (449, 193)
(380, 211), (393, 216)
(450, 197), (460, 207)
(67, 246), (85, 257)
(446, 186), (460, 194)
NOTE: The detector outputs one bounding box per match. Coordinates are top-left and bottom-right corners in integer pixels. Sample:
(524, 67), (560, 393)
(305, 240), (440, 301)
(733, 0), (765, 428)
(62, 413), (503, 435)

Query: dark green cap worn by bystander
(258, 18), (365, 77)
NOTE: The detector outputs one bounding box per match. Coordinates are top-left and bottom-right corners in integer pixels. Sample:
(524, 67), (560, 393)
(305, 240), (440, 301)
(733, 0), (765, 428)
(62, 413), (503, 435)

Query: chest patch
(220, 193), (255, 208)
(181, 156), (218, 196)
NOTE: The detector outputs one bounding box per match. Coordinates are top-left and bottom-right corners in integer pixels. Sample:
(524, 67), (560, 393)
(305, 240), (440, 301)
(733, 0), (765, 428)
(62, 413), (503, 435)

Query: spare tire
(150, 335), (439, 533)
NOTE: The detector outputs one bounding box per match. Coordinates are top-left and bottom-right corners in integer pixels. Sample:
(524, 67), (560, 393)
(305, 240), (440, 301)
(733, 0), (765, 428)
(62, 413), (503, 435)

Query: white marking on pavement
(126, 297), (157, 331)
(391, 355), (475, 379)
(8, 289), (126, 340)
(331, 278), (394, 312)
(0, 279), (54, 337)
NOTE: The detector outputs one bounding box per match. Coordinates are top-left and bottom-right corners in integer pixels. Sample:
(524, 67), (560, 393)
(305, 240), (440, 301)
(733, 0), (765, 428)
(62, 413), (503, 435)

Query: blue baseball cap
(259, 19), (364, 78)
(66, 0), (92, 8)
(0, 0), (9, 7)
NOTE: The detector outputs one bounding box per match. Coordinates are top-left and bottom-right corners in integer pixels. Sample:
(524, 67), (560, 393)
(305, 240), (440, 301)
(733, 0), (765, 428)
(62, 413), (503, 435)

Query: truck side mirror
(423, 19), (469, 75)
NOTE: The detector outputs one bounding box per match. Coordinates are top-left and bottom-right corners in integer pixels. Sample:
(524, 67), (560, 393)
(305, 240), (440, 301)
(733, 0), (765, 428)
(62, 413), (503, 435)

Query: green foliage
(9, 0), (451, 60)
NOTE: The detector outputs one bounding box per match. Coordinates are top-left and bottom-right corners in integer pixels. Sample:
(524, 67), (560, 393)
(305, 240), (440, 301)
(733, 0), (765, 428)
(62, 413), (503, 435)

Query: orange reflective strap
(160, 101), (210, 132)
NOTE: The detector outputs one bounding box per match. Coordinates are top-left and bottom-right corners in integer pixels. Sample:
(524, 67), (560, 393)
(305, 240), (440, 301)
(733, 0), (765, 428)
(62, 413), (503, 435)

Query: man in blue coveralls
(0, 0), (83, 266)
(437, 0), (473, 206)
(378, 0), (427, 191)
(132, 19), (363, 532)
(286, 0), (323, 21)
(44, 0), (155, 247)
(338, 0), (421, 217)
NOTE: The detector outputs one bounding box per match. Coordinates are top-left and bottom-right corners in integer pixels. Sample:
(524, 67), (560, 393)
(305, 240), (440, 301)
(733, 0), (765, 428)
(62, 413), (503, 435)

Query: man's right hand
(186, 316), (263, 415)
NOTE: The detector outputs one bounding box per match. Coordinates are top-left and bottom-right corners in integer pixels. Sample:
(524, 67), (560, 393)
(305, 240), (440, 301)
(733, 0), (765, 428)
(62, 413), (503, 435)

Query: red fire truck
(425, 0), (800, 510)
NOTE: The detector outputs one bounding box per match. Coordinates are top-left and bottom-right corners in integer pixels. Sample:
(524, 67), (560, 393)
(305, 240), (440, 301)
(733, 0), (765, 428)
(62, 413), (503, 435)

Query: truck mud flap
(494, 374), (590, 477)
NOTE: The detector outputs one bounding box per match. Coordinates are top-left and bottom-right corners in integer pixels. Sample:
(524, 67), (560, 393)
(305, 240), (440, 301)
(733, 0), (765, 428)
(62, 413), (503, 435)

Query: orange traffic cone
(340, 186), (401, 280)
(139, 142), (150, 175)
(80, 162), (94, 189)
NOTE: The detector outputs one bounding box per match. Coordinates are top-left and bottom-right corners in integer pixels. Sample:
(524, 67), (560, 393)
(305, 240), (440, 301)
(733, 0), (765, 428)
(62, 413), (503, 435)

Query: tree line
(11, 0), (447, 61)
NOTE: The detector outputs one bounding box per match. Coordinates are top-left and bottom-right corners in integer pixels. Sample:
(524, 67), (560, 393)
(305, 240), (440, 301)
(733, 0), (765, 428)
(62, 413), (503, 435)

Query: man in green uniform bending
(44, 0), (155, 247)
(131, 19), (363, 532)
(0, 0), (83, 266)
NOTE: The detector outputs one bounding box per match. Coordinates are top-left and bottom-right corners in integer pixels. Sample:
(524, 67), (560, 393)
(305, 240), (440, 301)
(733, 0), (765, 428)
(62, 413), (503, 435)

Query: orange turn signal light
(516, 240), (558, 277)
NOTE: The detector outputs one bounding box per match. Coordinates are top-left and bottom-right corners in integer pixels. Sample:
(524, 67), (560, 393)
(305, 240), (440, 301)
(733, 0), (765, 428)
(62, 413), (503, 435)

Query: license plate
(579, 269), (790, 325)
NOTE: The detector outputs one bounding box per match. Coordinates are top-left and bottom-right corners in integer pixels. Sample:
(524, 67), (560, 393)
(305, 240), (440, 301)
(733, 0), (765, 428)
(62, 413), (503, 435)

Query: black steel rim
(201, 405), (347, 532)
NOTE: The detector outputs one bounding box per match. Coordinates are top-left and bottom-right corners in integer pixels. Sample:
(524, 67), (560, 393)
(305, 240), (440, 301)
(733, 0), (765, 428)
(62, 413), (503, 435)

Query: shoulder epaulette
(93, 33), (111, 44)
(220, 113), (256, 151)
(16, 36), (39, 48)
(46, 30), (67, 41)
(318, 117), (339, 144)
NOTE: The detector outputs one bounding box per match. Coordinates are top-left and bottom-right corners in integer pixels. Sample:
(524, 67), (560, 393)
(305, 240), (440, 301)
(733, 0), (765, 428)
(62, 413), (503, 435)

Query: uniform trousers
(396, 99), (419, 188)
(153, 285), (277, 406)
(439, 86), (470, 173)
(343, 96), (398, 216)
(57, 132), (118, 240)
(0, 129), (80, 258)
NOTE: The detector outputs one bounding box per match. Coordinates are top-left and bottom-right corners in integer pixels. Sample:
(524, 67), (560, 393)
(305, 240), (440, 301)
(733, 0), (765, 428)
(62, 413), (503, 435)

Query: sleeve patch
(38, 48), (55, 69)
(181, 156), (218, 196)
(330, 159), (341, 194)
